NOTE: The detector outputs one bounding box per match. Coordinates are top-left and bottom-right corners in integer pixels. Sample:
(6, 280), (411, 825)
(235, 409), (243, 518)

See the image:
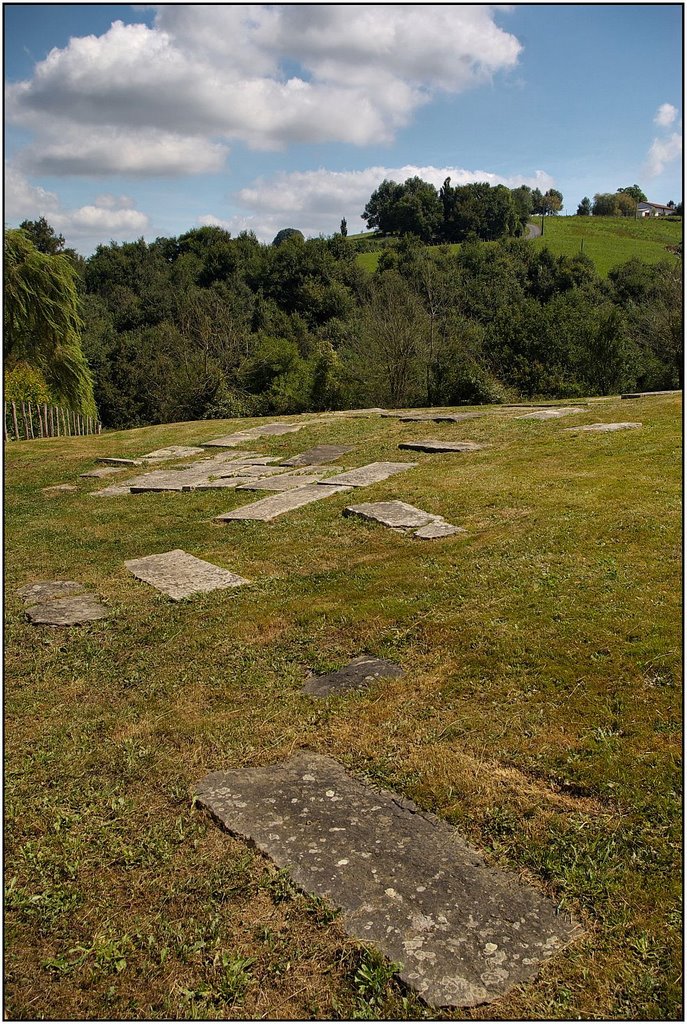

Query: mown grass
(4, 396), (682, 1020)
(354, 216), (682, 276)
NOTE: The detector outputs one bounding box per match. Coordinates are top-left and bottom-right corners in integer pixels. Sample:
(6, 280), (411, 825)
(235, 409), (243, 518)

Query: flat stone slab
(215, 465), (289, 479)
(89, 484), (132, 497)
(415, 521), (467, 539)
(564, 422), (642, 433)
(203, 423), (305, 446)
(398, 413), (482, 423)
(140, 445), (206, 462)
(196, 753), (581, 1009)
(79, 466), (126, 479)
(282, 444), (355, 466)
(191, 477), (259, 491)
(215, 484), (351, 523)
(621, 389), (681, 399)
(17, 580), (86, 604)
(236, 473), (323, 492)
(329, 408), (385, 417)
(324, 462), (416, 487)
(516, 407), (586, 420)
(125, 549), (249, 601)
(96, 457), (143, 466)
(398, 440), (486, 453)
(42, 484), (79, 494)
(25, 593), (110, 626)
(304, 656), (404, 696)
(345, 500), (442, 529)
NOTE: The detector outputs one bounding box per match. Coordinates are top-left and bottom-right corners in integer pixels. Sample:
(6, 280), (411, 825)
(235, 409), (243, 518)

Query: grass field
(354, 216), (682, 276)
(5, 395), (682, 1020)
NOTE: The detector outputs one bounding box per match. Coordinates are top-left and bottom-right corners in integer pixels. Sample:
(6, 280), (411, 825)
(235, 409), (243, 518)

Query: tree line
(3, 214), (681, 428)
(576, 185), (682, 217)
(361, 177), (563, 243)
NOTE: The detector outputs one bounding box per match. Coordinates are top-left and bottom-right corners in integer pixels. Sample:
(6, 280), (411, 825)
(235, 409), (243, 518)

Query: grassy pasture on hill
(354, 216), (682, 276)
(4, 395), (682, 1020)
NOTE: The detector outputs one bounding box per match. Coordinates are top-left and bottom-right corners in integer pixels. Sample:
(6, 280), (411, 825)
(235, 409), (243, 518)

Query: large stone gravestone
(125, 549), (249, 600)
(195, 753), (582, 1009)
(214, 484), (351, 522)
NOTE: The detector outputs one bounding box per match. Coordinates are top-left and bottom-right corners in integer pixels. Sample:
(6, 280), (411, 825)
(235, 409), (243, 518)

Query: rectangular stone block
(80, 467), (126, 478)
(344, 500), (441, 529)
(215, 465), (289, 479)
(196, 753), (581, 1009)
(564, 422), (642, 433)
(125, 549), (249, 600)
(324, 462), (416, 487)
(282, 444), (355, 466)
(398, 440), (486, 453)
(236, 473), (323, 492)
(516, 407), (586, 420)
(214, 484), (351, 522)
(96, 457), (143, 466)
(141, 445), (206, 461)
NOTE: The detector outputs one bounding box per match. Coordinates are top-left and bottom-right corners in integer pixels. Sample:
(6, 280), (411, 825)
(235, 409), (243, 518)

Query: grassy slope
(5, 395), (682, 1020)
(355, 216), (682, 276)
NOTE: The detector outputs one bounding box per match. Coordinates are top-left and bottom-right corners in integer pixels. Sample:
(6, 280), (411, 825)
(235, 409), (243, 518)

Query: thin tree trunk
(12, 402), (19, 441)
(4, 403), (8, 443)
(43, 404), (49, 437)
(50, 405), (55, 436)
(27, 402), (35, 439)
(21, 402), (29, 440)
(61, 408), (67, 436)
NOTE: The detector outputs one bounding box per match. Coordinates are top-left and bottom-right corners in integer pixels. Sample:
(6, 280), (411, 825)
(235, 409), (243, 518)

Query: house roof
(638, 201), (674, 210)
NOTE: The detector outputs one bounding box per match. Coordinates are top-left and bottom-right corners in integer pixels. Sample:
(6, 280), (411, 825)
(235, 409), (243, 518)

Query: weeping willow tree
(4, 228), (96, 414)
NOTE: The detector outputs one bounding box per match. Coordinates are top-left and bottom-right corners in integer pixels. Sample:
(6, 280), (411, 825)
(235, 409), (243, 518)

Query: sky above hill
(4, 3), (683, 254)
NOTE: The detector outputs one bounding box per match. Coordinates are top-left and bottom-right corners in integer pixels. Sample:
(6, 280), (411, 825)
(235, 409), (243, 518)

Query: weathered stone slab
(621, 389), (681, 399)
(203, 423), (305, 446)
(258, 423), (305, 435)
(196, 753), (581, 1009)
(17, 580), (86, 604)
(516, 407), (586, 420)
(282, 444), (355, 467)
(96, 457), (143, 466)
(329, 408), (385, 417)
(125, 549), (249, 601)
(214, 485), (351, 523)
(414, 521), (466, 539)
(398, 440), (486, 453)
(190, 477), (259, 491)
(25, 593), (110, 626)
(236, 473), (323, 492)
(42, 484), (79, 494)
(79, 466), (126, 478)
(564, 422), (642, 433)
(215, 465), (288, 479)
(323, 462), (416, 487)
(89, 484), (133, 497)
(344, 500), (441, 529)
(304, 656), (403, 696)
(141, 445), (206, 462)
(399, 413), (482, 423)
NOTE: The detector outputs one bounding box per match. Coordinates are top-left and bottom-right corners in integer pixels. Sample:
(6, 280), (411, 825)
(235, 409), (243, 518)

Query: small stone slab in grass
(345, 500), (441, 529)
(214, 484), (351, 523)
(17, 580), (86, 604)
(79, 466), (126, 479)
(191, 477), (258, 491)
(25, 593), (110, 626)
(398, 439), (486, 453)
(304, 655), (403, 696)
(89, 484), (133, 497)
(323, 462), (416, 487)
(236, 473), (323, 492)
(42, 484), (79, 494)
(415, 521), (466, 539)
(516, 407), (586, 420)
(215, 465), (289, 479)
(141, 445), (206, 462)
(195, 752), (581, 1009)
(125, 549), (249, 601)
(564, 422), (642, 433)
(399, 412), (482, 423)
(203, 423), (305, 446)
(282, 444), (355, 466)
(621, 389), (681, 399)
(96, 457), (143, 466)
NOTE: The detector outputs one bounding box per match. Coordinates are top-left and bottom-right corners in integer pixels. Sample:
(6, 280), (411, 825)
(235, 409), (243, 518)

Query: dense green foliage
(71, 220), (681, 428)
(4, 229), (96, 414)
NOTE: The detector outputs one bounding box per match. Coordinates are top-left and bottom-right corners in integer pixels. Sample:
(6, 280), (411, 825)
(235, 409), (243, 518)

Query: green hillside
(355, 216), (682, 276)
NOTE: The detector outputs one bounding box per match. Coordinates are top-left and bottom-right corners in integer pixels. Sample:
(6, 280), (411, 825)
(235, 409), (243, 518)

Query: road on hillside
(526, 222), (542, 239)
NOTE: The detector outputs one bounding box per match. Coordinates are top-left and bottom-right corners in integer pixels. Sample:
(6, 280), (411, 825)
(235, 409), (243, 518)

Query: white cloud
(645, 132), (682, 178)
(654, 102), (677, 127)
(4, 166), (149, 251)
(202, 163), (556, 241)
(8, 6), (522, 176)
(644, 104), (682, 178)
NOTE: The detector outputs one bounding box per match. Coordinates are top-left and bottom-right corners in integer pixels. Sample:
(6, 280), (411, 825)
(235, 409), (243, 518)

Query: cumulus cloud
(645, 104), (682, 177)
(201, 163), (556, 241)
(654, 102), (677, 127)
(7, 5), (522, 175)
(5, 165), (149, 251)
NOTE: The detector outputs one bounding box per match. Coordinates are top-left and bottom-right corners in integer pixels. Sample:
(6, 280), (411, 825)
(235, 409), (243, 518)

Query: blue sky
(4, 4), (683, 254)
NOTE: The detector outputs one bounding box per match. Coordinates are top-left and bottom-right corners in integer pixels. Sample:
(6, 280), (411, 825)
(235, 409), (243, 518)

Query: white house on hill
(637, 201), (676, 217)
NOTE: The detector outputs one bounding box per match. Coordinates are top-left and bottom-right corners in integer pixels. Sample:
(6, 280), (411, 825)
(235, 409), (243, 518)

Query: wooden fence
(4, 401), (102, 441)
